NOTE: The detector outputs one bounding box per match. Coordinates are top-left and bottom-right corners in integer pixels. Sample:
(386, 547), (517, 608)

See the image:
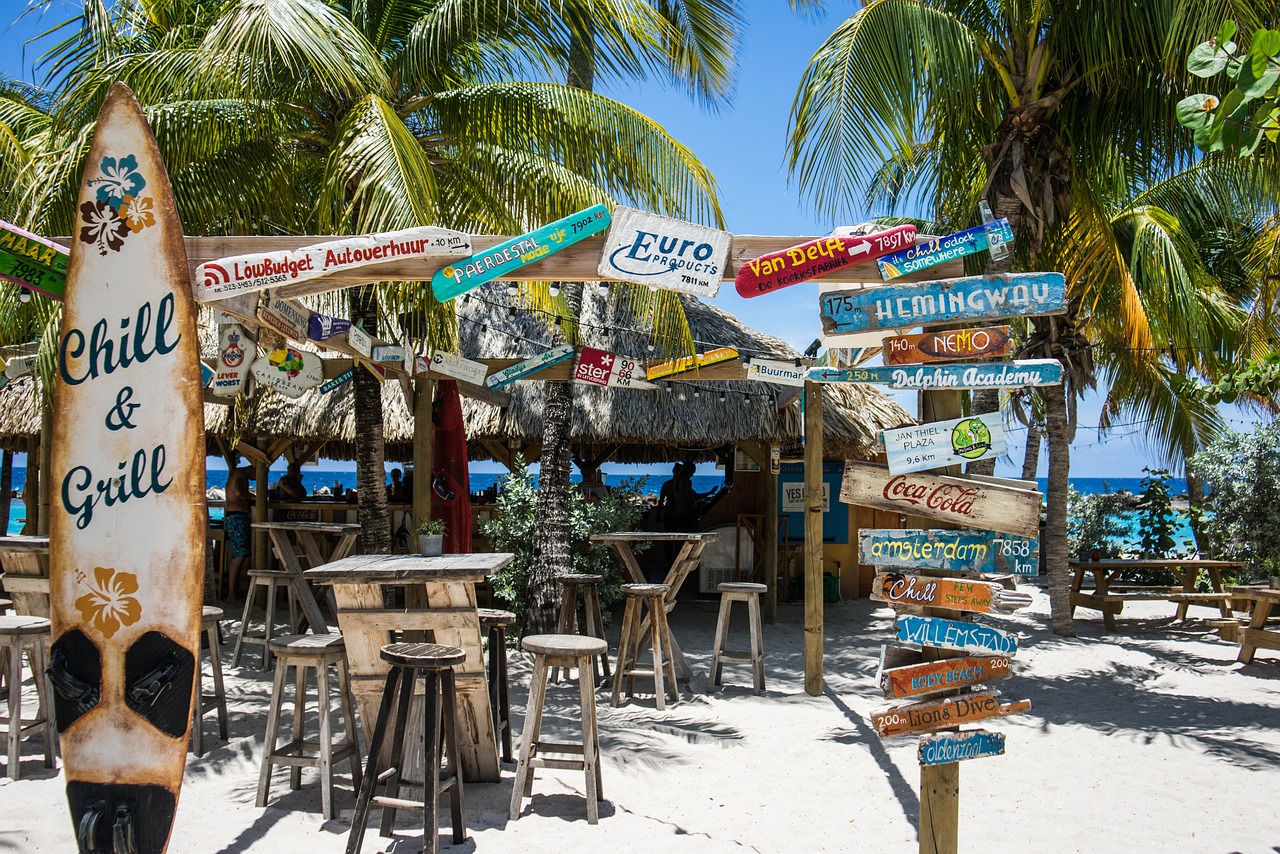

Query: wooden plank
(871, 690), (1031, 738)
(819, 272), (1066, 342)
(0, 220), (67, 299)
(733, 226), (916, 298)
(883, 326), (1013, 365)
(877, 220), (1013, 279)
(744, 358), (808, 386)
(876, 647), (1012, 700)
(967, 473), (1039, 492)
(485, 344), (575, 389)
(840, 461), (1043, 537)
(804, 381), (824, 696)
(859, 529), (996, 574)
(336, 608), (477, 632)
(918, 730), (1007, 766)
(871, 573), (1032, 614)
(574, 346), (657, 390)
(645, 347), (739, 381)
(597, 206), (732, 297)
(895, 615), (1020, 657)
(330, 582), (394, 744)
(883, 413), (1005, 476)
(809, 359), (1062, 390)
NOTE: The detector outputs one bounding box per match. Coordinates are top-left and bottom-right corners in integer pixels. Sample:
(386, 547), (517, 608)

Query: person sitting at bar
(387, 467), (404, 502)
(278, 458), (306, 502)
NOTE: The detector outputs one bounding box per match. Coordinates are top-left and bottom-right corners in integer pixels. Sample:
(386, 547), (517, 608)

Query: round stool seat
(558, 574), (603, 585)
(478, 608), (516, 626)
(0, 615), (51, 635)
(268, 632), (345, 656)
(522, 633), (607, 658)
(380, 642), (465, 668)
(621, 583), (670, 597)
(718, 582), (767, 593)
(202, 605), (225, 623)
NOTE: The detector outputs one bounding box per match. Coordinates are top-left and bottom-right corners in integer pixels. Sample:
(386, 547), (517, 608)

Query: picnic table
(305, 552), (513, 783)
(1068, 558), (1244, 631)
(1228, 585), (1280, 664)
(253, 520), (361, 633)
(590, 531), (718, 687)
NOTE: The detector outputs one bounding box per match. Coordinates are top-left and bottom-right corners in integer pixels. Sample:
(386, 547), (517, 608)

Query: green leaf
(1212, 88), (1246, 134)
(1189, 40), (1236, 77)
(1219, 20), (1238, 47)
(1194, 122), (1226, 152)
(1238, 48), (1280, 97)
(1176, 93), (1220, 129)
(1257, 29), (1280, 58)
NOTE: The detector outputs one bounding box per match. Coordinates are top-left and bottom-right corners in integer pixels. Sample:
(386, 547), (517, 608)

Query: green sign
(0, 221), (67, 299)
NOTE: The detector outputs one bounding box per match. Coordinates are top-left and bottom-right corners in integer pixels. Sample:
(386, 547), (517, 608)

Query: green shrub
(1066, 487), (1132, 560)
(1188, 423), (1280, 581)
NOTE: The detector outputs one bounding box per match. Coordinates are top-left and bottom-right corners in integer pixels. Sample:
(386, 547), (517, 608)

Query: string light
(506, 282), (519, 297)
(18, 290), (30, 303)
(549, 283), (560, 297)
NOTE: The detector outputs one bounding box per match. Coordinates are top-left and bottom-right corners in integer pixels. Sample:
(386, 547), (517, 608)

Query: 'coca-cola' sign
(882, 475), (979, 516)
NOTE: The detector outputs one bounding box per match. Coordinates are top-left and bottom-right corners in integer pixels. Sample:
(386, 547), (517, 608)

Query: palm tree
(786, 0), (1266, 635)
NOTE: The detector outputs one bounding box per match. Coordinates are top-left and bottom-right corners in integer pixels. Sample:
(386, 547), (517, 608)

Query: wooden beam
(803, 382), (824, 696)
(253, 442), (269, 570)
(264, 438), (292, 464)
(235, 441), (269, 466)
(479, 439), (513, 471)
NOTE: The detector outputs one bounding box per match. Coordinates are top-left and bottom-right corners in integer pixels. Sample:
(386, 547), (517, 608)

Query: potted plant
(415, 519), (446, 556)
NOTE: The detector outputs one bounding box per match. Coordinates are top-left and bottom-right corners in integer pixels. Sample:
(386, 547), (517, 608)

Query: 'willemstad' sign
(895, 615), (1020, 657)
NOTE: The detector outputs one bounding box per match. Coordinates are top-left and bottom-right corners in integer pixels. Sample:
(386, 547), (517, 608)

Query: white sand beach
(3, 587), (1279, 853)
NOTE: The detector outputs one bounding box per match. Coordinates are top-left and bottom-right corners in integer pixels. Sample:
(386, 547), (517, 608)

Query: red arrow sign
(735, 225), (916, 298)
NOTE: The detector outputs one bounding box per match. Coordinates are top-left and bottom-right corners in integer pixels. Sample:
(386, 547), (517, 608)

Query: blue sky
(3, 2), (1263, 479)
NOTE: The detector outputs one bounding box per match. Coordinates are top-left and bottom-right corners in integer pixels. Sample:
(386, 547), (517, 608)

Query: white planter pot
(418, 533), (444, 557)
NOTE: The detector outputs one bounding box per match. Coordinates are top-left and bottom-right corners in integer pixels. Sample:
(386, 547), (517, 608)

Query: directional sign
(257, 290), (309, 339)
(883, 412), (1005, 475)
(860, 529), (997, 574)
(196, 226), (471, 301)
(883, 326), (1013, 365)
(251, 348), (324, 398)
(432, 204), (610, 301)
(994, 534), (1039, 576)
(345, 324), (372, 357)
(419, 351), (488, 386)
(734, 225), (916, 298)
(895, 615), (1020, 657)
(211, 323), (254, 398)
(574, 346), (657, 390)
(918, 731), (1007, 766)
(877, 648), (1012, 700)
(598, 206), (731, 297)
(871, 690), (1031, 738)
(809, 359), (1062, 390)
(871, 573), (1033, 614)
(4, 354), (37, 380)
(0, 221), (67, 299)
(744, 358), (808, 387)
(307, 313), (351, 341)
(819, 272), (1066, 343)
(485, 343), (575, 389)
(840, 461), (1043, 537)
(319, 367), (354, 394)
(372, 343), (405, 363)
(877, 219), (1014, 280)
(645, 347), (738, 380)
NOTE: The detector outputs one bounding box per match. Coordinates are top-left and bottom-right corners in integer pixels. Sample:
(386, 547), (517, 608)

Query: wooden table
(253, 520), (361, 633)
(305, 552), (512, 783)
(0, 536), (49, 617)
(1069, 559), (1243, 631)
(1228, 585), (1280, 663)
(590, 531), (719, 686)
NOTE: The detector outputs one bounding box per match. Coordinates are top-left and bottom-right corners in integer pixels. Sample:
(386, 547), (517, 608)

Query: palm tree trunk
(1040, 382), (1075, 636)
(351, 285), (391, 557)
(1021, 422), (1041, 481)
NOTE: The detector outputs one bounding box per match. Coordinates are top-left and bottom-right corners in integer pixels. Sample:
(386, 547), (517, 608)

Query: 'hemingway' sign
(895, 614), (1019, 657)
(840, 461), (1043, 537)
(819, 272), (1066, 343)
(871, 690), (1031, 738)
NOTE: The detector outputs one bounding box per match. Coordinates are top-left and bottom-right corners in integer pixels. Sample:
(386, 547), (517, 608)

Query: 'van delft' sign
(597, 206), (732, 298)
(877, 219), (1014, 280)
(819, 272), (1066, 344)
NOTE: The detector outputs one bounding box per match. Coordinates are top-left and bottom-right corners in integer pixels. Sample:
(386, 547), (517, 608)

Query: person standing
(278, 458), (306, 502)
(224, 451), (255, 601)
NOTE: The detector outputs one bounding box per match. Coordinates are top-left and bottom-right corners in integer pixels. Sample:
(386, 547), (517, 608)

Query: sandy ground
(3, 585), (1279, 854)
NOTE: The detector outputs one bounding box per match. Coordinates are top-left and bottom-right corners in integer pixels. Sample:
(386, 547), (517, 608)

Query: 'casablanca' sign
(574, 346), (656, 390)
(733, 225), (916, 298)
(870, 572), (1033, 615)
(744, 358), (808, 387)
(877, 219), (1014, 280)
(839, 461), (1043, 537)
(0, 220), (68, 300)
(598, 206), (731, 297)
(871, 690), (1031, 738)
(883, 326), (1013, 365)
(918, 731), (1007, 766)
(895, 614), (1020, 657)
(485, 344), (575, 389)
(250, 348), (324, 398)
(809, 359), (1062, 391)
(819, 272), (1066, 343)
(882, 412), (1005, 475)
(877, 650), (1012, 700)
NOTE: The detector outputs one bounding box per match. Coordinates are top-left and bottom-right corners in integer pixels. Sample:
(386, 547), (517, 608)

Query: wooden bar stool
(510, 634), (607, 825)
(347, 643), (466, 854)
(232, 569), (301, 670)
(257, 633), (361, 821)
(478, 608), (515, 763)
(191, 605), (230, 757)
(552, 574), (610, 683)
(612, 584), (677, 711)
(709, 582), (766, 695)
(0, 615), (55, 780)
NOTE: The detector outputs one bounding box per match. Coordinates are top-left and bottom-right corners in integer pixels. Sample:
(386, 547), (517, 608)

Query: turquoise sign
(860, 529), (1038, 576)
(896, 615), (1019, 657)
(918, 731), (1006, 766)
(319, 367), (354, 394)
(807, 359), (1062, 390)
(432, 204), (611, 301)
(878, 220), (1014, 279)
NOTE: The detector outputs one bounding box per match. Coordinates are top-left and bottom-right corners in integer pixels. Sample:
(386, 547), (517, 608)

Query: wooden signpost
(840, 461), (1043, 537)
(895, 614), (1020, 657)
(485, 343), (575, 389)
(877, 649), (1012, 700)
(210, 323), (253, 398)
(597, 206), (732, 297)
(744, 357), (808, 386)
(819, 272), (1066, 344)
(883, 412), (1005, 475)
(645, 346), (738, 380)
(877, 219), (1014, 280)
(883, 326), (1013, 365)
(250, 348), (324, 398)
(49, 83), (206, 854)
(859, 529), (1039, 576)
(918, 731), (1007, 766)
(871, 690), (1031, 738)
(196, 225), (471, 301)
(423, 351), (489, 386)
(0, 220), (68, 299)
(808, 359), (1062, 390)
(573, 346), (657, 389)
(733, 225), (916, 298)
(256, 290), (309, 340)
(871, 573), (1033, 614)
(344, 324), (373, 358)
(432, 204), (609, 301)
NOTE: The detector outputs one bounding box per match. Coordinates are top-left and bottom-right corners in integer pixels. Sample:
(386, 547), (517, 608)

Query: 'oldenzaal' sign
(882, 412), (1005, 475)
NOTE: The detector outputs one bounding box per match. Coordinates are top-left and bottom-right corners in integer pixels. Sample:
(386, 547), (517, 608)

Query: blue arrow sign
(878, 220), (1014, 279)
(918, 730), (1007, 766)
(485, 343), (576, 389)
(896, 615), (1019, 657)
(807, 359), (1062, 390)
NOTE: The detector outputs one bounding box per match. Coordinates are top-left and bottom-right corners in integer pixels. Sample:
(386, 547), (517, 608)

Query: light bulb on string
(18, 289), (31, 303)
(506, 282), (519, 297)
(549, 283), (560, 298)
(718, 393), (726, 403)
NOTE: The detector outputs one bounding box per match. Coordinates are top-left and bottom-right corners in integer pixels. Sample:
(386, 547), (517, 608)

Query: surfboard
(48, 83), (205, 854)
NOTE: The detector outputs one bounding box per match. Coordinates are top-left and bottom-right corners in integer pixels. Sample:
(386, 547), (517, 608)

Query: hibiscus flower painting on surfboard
(48, 83), (206, 854)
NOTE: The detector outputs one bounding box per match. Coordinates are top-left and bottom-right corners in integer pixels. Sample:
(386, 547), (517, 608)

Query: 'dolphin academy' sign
(598, 206), (732, 297)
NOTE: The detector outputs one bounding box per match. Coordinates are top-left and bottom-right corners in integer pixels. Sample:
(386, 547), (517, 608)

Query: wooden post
(253, 442), (269, 570)
(803, 381), (824, 696)
(413, 377), (435, 527)
(763, 451), (778, 625)
(23, 435), (38, 535)
(37, 403), (52, 536)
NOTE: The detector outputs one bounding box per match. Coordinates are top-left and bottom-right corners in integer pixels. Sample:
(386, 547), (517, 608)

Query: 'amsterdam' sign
(860, 529), (996, 574)
(871, 690), (1031, 738)
(196, 226), (471, 301)
(646, 347), (738, 381)
(883, 326), (1013, 365)
(895, 614), (1020, 657)
(819, 272), (1066, 343)
(744, 358), (808, 387)
(431, 204), (610, 301)
(877, 219), (1014, 280)
(809, 359), (1062, 391)
(918, 731), (1007, 766)
(883, 412), (1005, 475)
(574, 346), (656, 390)
(878, 650), (1012, 700)
(733, 225), (916, 298)
(839, 461), (1043, 537)
(485, 344), (575, 389)
(0, 221), (67, 300)
(598, 206), (731, 297)
(871, 573), (1033, 615)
